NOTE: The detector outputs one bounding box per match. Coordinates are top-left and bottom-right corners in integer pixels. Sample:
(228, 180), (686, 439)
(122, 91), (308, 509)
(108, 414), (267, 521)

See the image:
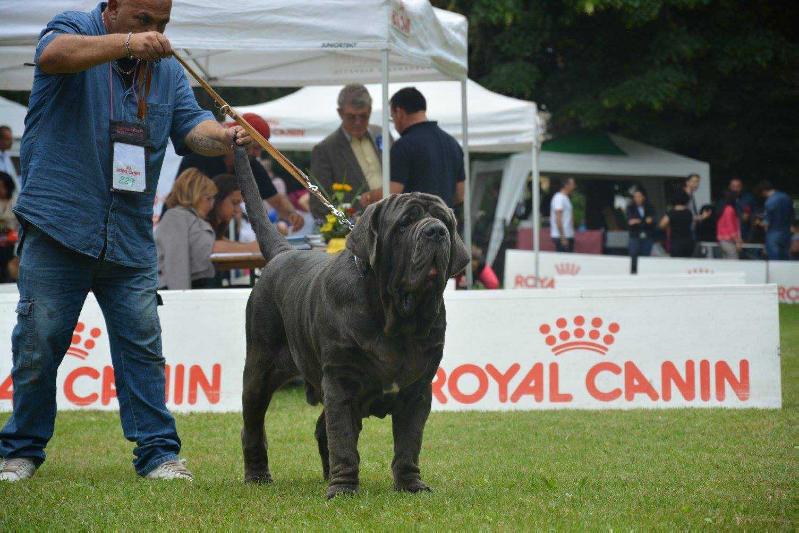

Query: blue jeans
(765, 230), (791, 260)
(0, 225), (180, 475)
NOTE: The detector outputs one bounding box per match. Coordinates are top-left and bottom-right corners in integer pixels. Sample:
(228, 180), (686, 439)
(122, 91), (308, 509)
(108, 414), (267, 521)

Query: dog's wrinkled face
(347, 193), (470, 334)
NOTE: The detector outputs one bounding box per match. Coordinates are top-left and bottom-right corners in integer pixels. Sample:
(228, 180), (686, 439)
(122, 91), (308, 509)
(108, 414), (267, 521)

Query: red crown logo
(555, 263), (581, 276)
(66, 322), (102, 360)
(687, 267), (714, 274)
(539, 315), (620, 355)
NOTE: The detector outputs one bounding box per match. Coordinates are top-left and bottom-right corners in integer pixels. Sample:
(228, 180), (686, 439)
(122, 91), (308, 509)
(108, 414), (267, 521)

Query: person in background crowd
(660, 189), (694, 257)
(157, 170), (260, 290)
(756, 180), (795, 260)
(550, 177), (576, 253)
(726, 177), (754, 240)
(684, 173), (701, 218)
(716, 190), (742, 259)
(456, 246), (499, 289)
(0, 126), (17, 191)
(626, 188), (655, 273)
(207, 173), (288, 238)
(790, 220), (799, 260)
(0, 172), (18, 282)
(694, 204), (717, 255)
(178, 113), (303, 232)
(360, 87), (465, 208)
(311, 84), (387, 218)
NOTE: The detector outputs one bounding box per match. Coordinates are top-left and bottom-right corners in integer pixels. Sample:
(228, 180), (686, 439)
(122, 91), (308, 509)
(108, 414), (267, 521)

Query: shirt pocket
(147, 103), (172, 151)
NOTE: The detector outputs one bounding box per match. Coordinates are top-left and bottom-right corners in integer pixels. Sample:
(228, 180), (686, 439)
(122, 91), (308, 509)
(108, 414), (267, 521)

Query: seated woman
(156, 169), (259, 290)
(210, 174), (293, 248)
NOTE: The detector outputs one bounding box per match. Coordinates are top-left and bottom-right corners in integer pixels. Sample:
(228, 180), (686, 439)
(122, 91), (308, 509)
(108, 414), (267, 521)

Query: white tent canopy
(0, 0), (467, 90)
(1, 0), (484, 283)
(237, 79), (538, 153)
(473, 133), (711, 266)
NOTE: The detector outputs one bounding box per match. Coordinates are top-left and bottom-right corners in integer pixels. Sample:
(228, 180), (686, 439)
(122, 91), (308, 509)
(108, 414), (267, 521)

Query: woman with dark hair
(716, 190), (742, 259)
(659, 189), (694, 257)
(626, 188), (655, 273)
(209, 174), (289, 241)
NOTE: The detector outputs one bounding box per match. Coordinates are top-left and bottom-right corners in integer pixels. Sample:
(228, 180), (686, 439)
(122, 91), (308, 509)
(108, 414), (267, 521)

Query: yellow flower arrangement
(312, 177), (363, 245)
(331, 183), (353, 192)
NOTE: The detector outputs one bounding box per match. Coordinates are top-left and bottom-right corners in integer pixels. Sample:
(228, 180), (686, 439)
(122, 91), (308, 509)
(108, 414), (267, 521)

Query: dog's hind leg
(314, 410), (330, 481)
(241, 344), (296, 484)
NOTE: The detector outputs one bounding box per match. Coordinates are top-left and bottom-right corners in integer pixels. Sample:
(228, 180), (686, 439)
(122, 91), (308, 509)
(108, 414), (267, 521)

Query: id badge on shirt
(110, 120), (150, 193)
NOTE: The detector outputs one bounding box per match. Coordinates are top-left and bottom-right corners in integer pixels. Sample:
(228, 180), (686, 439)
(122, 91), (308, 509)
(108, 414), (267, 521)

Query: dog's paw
(395, 479), (432, 493)
(244, 472), (273, 484)
(326, 483), (359, 500)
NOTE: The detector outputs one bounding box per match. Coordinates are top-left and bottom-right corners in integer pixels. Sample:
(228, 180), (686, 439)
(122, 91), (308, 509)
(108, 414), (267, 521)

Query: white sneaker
(0, 457), (37, 482)
(145, 458), (193, 481)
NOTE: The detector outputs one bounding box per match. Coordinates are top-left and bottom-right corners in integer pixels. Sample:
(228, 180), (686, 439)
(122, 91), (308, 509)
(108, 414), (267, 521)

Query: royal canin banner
(637, 256), (768, 284)
(504, 251), (629, 289)
(554, 272), (746, 289)
(767, 262), (799, 305)
(0, 285), (782, 412)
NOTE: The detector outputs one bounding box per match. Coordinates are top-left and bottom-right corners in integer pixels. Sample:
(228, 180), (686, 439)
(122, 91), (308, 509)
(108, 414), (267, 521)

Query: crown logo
(539, 315), (620, 355)
(66, 322), (102, 360)
(687, 267), (714, 274)
(554, 263), (581, 276)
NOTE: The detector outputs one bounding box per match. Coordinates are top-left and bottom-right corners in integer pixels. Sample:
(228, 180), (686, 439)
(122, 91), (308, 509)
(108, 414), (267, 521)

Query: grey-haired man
(310, 84), (388, 218)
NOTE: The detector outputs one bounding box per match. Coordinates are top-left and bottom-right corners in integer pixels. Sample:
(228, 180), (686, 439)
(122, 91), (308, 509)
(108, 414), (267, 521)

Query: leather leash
(172, 51), (354, 231)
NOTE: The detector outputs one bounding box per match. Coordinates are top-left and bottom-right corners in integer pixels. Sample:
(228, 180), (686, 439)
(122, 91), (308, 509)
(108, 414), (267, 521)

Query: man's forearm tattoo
(186, 130), (228, 155)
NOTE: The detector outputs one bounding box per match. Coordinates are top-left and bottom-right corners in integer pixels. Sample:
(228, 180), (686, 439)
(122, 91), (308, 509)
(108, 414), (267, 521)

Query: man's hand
(224, 125), (252, 148)
(287, 212), (305, 231)
(128, 31), (172, 61)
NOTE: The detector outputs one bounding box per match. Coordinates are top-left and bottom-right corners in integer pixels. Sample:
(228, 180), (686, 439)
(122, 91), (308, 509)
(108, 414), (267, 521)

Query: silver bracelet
(124, 32), (134, 60)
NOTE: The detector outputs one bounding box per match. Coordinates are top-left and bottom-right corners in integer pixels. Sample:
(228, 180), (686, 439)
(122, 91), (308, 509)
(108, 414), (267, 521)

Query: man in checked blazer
(310, 84), (388, 219)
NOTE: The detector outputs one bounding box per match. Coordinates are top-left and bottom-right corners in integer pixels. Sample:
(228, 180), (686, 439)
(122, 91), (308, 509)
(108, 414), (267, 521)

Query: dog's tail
(233, 145), (292, 261)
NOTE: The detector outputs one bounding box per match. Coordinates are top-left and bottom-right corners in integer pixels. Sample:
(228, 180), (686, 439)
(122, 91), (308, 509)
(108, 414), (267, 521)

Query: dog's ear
(446, 209), (471, 278)
(347, 200), (383, 267)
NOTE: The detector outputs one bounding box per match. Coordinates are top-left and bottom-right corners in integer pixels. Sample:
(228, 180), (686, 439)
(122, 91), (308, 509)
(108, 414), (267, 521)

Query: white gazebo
(473, 133), (711, 266)
(0, 0), (468, 185)
(0, 0), (490, 283)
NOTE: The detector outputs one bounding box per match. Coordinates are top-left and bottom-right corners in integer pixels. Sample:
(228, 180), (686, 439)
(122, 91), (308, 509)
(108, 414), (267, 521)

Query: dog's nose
(422, 221), (448, 242)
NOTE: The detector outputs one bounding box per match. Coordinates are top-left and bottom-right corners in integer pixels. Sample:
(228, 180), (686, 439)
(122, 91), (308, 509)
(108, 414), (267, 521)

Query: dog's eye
(400, 214), (413, 228)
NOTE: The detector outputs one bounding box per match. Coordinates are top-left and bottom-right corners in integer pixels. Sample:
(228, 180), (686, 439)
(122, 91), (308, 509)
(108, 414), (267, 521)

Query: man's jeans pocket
(13, 299), (37, 369)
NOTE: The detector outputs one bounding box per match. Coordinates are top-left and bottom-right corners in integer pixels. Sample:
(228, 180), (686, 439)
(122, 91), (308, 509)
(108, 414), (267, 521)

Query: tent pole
(531, 114), (541, 283)
(381, 49), (390, 201)
(461, 79), (473, 289)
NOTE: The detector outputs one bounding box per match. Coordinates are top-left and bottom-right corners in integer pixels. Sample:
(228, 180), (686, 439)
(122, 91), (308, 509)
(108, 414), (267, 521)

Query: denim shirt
(764, 191), (795, 234)
(14, 2), (214, 268)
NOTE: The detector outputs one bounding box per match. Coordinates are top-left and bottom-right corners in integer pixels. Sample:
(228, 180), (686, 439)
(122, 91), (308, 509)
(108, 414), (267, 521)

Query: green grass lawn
(1, 306), (797, 531)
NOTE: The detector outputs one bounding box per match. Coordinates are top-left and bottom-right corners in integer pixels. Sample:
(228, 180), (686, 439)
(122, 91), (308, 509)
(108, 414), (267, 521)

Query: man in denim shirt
(0, 1), (252, 482)
(757, 180), (795, 260)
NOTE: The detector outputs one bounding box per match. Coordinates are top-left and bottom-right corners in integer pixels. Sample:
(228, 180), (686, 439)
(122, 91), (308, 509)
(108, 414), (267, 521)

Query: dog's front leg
(321, 373), (362, 499)
(391, 382), (433, 493)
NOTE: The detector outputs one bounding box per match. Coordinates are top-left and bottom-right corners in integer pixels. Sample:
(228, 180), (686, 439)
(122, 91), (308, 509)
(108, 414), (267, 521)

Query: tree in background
(434, 0), (798, 194)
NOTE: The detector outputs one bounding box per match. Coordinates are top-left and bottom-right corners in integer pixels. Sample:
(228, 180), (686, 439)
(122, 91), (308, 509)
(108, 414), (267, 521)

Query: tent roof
(539, 133), (709, 179)
(542, 132), (625, 156)
(0, 97), (27, 138)
(0, 0), (467, 90)
(238, 79), (539, 153)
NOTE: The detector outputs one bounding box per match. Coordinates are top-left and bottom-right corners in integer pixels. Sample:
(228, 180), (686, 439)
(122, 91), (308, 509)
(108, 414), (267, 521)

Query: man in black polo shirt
(359, 87), (464, 208)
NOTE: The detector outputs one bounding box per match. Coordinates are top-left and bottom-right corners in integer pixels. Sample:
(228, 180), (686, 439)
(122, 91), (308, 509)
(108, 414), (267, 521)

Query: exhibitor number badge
(110, 120), (150, 193)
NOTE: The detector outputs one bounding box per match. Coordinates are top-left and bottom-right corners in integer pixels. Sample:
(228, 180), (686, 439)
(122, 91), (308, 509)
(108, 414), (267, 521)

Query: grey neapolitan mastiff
(233, 146), (469, 499)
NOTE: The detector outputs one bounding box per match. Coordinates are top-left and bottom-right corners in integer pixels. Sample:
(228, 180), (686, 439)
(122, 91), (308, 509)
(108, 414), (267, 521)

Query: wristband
(124, 32), (134, 60)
